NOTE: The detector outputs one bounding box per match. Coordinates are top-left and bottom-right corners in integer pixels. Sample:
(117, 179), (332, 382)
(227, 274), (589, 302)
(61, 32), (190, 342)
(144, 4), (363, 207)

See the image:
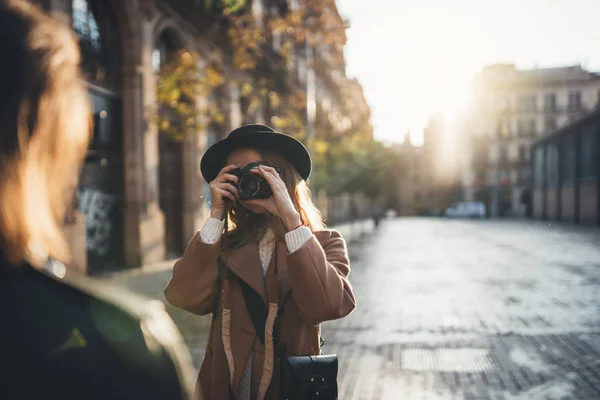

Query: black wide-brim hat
(200, 124), (312, 183)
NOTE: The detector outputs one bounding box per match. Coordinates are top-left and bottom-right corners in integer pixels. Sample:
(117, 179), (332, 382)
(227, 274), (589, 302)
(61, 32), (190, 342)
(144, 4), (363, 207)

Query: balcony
(498, 157), (529, 168)
(518, 175), (532, 186)
(567, 104), (587, 114)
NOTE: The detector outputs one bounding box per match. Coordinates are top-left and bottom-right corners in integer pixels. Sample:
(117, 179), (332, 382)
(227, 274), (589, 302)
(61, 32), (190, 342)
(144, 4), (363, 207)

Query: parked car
(444, 202), (486, 218)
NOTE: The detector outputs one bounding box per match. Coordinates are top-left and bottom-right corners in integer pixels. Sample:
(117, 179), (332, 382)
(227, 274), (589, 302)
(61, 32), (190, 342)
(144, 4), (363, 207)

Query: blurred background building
(391, 63), (600, 223)
(390, 134), (426, 216)
(391, 116), (463, 217)
(460, 64), (600, 218)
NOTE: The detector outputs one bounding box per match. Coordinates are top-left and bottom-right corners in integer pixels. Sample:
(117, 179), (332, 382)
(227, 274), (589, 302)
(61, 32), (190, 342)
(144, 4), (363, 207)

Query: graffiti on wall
(78, 188), (116, 256)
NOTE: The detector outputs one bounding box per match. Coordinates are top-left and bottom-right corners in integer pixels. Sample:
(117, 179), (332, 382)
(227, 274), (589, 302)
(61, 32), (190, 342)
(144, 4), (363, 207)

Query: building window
(528, 120), (536, 136)
(519, 145), (527, 163)
(499, 169), (511, 185)
(544, 93), (557, 112)
(545, 118), (557, 133)
(519, 94), (536, 111)
(511, 169), (519, 184)
(581, 124), (597, 179)
(498, 94), (510, 111)
(568, 91), (582, 111)
(497, 119), (510, 137)
(534, 147), (544, 188)
(72, 0), (121, 90)
(152, 49), (162, 73)
(518, 120), (536, 136)
(519, 167), (531, 185)
(545, 144), (559, 186)
(517, 120), (525, 136)
(499, 146), (508, 163)
(73, 0), (100, 55)
(154, 30), (180, 72)
(561, 137), (576, 184)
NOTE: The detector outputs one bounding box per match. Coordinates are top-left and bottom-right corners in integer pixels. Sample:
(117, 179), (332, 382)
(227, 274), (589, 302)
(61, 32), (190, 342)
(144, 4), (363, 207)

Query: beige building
(391, 115), (463, 217)
(422, 114), (463, 214)
(461, 64), (600, 217)
(391, 135), (430, 216)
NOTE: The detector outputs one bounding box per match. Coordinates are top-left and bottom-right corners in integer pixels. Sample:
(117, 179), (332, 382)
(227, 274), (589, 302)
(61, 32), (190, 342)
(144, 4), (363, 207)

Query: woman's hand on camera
(209, 165), (239, 220)
(246, 165), (302, 230)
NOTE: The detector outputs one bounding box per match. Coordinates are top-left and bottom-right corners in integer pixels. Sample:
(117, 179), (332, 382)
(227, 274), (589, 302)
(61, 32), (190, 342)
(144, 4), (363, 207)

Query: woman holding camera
(164, 124), (357, 400)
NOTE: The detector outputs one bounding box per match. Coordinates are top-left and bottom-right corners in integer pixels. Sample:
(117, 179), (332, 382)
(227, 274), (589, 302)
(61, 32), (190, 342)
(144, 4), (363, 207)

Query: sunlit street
(5, 1), (600, 398)
(109, 218), (600, 399)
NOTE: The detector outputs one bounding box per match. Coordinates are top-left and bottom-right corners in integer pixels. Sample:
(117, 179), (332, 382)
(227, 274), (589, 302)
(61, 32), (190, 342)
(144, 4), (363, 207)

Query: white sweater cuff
(284, 226), (312, 253)
(198, 217), (225, 244)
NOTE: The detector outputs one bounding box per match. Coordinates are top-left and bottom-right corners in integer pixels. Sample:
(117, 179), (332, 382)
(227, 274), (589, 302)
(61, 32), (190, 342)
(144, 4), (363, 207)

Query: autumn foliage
(155, 0), (395, 204)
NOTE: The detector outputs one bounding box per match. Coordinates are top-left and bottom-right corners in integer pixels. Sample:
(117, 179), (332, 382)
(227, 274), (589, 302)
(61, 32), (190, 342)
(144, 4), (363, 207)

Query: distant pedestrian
(373, 212), (381, 228)
(0, 2), (195, 399)
(165, 124), (357, 399)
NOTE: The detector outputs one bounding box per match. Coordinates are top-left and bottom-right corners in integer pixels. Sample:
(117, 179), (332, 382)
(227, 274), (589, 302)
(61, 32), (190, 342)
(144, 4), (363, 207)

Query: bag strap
(238, 232), (322, 395)
(213, 258), (228, 316)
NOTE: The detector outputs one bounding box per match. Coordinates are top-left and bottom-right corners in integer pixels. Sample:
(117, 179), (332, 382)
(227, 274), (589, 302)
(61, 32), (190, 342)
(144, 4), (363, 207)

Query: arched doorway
(72, 0), (124, 273)
(155, 30), (185, 259)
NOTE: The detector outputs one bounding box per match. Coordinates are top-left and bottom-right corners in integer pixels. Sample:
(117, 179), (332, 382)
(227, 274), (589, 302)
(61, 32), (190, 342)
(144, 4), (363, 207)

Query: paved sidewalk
(101, 218), (600, 399)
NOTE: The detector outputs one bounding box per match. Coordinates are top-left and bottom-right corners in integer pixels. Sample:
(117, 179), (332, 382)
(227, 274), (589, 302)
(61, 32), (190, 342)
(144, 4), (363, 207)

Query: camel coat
(164, 229), (356, 400)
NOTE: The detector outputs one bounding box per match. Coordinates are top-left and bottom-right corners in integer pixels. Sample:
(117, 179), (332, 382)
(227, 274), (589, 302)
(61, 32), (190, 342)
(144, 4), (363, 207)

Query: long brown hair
(222, 148), (325, 250)
(0, 1), (91, 266)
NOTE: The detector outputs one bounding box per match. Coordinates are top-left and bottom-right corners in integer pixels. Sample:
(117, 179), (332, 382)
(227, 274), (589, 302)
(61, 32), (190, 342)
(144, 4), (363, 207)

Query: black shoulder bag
(238, 240), (339, 400)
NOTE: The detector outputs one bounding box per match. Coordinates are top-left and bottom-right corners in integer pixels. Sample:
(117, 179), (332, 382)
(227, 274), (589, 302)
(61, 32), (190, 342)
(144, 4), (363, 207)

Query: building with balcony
(531, 107), (600, 225)
(462, 64), (600, 217)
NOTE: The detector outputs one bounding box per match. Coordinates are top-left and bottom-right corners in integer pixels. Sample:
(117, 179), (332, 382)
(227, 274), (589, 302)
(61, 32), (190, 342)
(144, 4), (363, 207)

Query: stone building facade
(31, 0), (361, 274)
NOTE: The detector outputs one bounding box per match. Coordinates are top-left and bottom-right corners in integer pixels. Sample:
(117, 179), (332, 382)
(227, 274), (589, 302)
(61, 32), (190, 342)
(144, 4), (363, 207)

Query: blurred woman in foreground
(0, 1), (196, 398)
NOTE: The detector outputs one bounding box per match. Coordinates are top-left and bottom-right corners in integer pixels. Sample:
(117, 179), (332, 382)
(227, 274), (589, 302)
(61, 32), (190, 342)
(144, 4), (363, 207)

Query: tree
(156, 1), (398, 209)
(155, 50), (226, 141)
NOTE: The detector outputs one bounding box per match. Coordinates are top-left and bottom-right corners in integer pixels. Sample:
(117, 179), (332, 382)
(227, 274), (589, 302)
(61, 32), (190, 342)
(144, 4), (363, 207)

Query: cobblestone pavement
(103, 218), (600, 399)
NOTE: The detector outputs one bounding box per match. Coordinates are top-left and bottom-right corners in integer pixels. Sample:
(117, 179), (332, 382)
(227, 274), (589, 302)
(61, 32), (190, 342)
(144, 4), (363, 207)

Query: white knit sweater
(199, 217), (312, 400)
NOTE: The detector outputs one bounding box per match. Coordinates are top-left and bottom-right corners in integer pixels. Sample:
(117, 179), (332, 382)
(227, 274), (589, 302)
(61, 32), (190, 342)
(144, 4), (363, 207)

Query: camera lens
(238, 174), (261, 198)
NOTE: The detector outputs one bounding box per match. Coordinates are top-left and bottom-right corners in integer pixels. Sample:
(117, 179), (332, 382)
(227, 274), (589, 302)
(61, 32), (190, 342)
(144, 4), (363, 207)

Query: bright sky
(336, 0), (600, 146)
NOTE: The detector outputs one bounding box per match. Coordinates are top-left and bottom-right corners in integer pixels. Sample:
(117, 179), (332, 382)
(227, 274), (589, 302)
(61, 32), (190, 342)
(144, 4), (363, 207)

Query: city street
(105, 218), (600, 399)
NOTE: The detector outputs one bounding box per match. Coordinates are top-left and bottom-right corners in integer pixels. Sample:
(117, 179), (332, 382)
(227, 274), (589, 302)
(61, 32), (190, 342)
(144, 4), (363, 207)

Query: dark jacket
(1, 257), (197, 400)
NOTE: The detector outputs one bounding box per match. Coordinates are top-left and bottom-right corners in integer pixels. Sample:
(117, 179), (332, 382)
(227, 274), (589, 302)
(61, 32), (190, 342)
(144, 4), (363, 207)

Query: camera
(230, 162), (281, 200)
